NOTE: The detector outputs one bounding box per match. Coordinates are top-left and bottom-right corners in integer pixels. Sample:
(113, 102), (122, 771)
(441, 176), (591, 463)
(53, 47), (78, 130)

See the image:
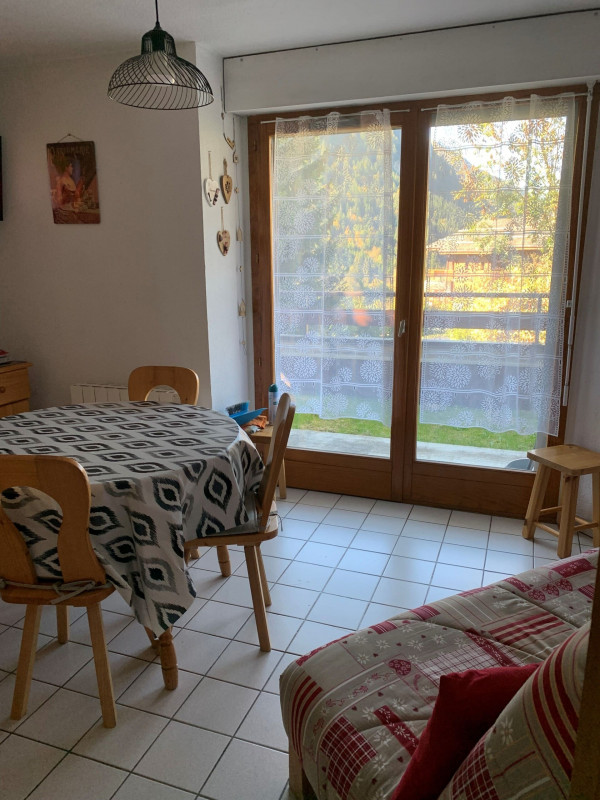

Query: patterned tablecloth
(0, 402), (264, 634)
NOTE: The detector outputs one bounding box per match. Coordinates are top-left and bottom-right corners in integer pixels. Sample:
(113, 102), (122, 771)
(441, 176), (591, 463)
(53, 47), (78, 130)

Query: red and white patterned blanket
(280, 550), (597, 800)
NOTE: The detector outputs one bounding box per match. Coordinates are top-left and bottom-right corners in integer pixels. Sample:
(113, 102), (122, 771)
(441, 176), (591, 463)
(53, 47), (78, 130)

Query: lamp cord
(155, 0), (160, 25)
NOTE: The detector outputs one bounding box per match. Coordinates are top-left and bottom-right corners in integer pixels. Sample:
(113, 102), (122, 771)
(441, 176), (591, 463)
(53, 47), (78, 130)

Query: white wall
(224, 11), (600, 113)
(195, 45), (251, 413)
(0, 45), (249, 411)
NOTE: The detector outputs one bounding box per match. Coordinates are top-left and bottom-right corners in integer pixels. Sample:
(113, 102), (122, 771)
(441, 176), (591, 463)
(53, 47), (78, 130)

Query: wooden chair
(249, 425), (288, 499)
(0, 455), (116, 727)
(522, 444), (600, 558)
(184, 393), (295, 652)
(128, 365), (200, 405)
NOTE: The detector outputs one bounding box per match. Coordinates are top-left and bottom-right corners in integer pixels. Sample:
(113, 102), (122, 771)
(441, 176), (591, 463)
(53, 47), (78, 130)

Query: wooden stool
(522, 444), (600, 558)
(249, 425), (287, 499)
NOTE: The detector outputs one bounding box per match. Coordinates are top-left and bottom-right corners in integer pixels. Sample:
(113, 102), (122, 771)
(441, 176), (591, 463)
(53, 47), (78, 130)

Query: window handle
(397, 320), (406, 338)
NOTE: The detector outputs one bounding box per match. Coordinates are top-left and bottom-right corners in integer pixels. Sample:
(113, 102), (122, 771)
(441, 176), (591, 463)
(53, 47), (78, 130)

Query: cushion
(392, 664), (538, 800)
(438, 622), (590, 800)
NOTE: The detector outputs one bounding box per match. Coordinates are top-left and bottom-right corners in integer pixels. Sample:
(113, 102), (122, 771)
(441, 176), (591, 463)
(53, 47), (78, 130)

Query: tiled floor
(0, 489), (595, 800)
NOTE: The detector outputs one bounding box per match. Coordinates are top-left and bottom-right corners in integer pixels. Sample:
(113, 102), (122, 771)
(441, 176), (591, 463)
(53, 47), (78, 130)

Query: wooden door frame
(247, 85), (598, 513)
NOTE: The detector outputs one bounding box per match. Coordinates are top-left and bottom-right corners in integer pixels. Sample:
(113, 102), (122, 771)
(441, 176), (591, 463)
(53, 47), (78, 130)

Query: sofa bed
(280, 548), (597, 800)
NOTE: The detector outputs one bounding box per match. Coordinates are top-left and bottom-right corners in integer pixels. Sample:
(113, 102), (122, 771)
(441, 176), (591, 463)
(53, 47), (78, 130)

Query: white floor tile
(307, 594), (367, 629)
(431, 563), (483, 592)
(409, 505), (451, 525)
(187, 568), (225, 600)
(449, 510), (491, 531)
(533, 539), (561, 559)
(490, 516), (525, 535)
(67, 610), (132, 647)
(279, 518), (318, 540)
(202, 738), (288, 800)
(359, 602), (408, 628)
(298, 491), (341, 508)
(443, 525), (489, 548)
(488, 531), (534, 555)
(401, 520), (446, 542)
(17, 688), (100, 749)
(175, 677), (258, 735)
(324, 569), (379, 601)
(117, 663), (201, 717)
(237, 554), (291, 582)
(484, 570), (513, 584)
(426, 586), (457, 603)
(485, 550), (534, 574)
(275, 500), (296, 517)
(101, 592), (136, 617)
(351, 529), (399, 553)
(33, 639), (95, 685)
(287, 621), (352, 656)
(535, 556), (558, 567)
(197, 547), (246, 574)
(391, 537), (441, 561)
(280, 488), (306, 503)
(263, 653), (297, 694)
(338, 548), (389, 575)
(334, 495), (376, 513)
(0, 603), (25, 626)
(65, 651), (147, 700)
(237, 692), (288, 751)
(74, 704), (167, 770)
(172, 597), (207, 629)
(135, 721), (229, 794)
(0, 676), (58, 733)
(113, 774), (195, 800)
(210, 576), (255, 608)
(383, 555), (435, 584)
(438, 543), (486, 569)
(235, 613), (302, 651)
(169, 629), (229, 675)
(359, 515), (406, 537)
(310, 524), (357, 547)
(322, 508), (367, 528)
(108, 622), (158, 662)
(371, 577), (428, 608)
(260, 536), (305, 559)
(0, 626), (53, 672)
(286, 504), (329, 523)
(184, 600), (252, 639)
(295, 541), (345, 568)
(267, 584), (319, 619)
(370, 500), (412, 518)
(208, 642), (283, 690)
(0, 736), (64, 799)
(278, 560), (333, 591)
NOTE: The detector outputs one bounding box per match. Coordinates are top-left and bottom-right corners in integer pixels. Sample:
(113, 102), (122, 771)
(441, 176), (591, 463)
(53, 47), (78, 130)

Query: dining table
(0, 400), (264, 688)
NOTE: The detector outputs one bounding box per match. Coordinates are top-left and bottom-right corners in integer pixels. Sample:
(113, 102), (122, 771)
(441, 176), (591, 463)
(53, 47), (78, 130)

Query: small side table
(522, 444), (600, 558)
(249, 425), (287, 499)
(0, 362), (33, 418)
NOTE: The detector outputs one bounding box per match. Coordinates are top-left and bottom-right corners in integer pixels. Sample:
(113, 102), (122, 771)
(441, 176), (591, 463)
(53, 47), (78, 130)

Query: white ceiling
(0, 0), (598, 64)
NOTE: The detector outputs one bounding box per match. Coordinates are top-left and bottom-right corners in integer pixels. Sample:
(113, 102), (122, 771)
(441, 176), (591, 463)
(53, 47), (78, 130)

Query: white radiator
(70, 383), (179, 403)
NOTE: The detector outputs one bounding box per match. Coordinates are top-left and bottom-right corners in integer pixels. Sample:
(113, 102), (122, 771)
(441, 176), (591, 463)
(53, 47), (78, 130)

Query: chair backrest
(128, 366), (200, 405)
(0, 455), (106, 587)
(256, 393), (295, 530)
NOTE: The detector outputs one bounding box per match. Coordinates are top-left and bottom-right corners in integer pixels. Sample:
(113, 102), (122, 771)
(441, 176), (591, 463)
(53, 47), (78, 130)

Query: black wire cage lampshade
(108, 0), (214, 110)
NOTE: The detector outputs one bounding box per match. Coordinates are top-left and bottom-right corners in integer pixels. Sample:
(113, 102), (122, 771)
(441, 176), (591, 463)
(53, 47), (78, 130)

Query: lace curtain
(419, 94), (575, 436)
(273, 110), (395, 425)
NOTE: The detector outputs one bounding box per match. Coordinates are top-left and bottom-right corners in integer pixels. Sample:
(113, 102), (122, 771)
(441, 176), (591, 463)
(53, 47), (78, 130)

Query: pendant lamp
(108, 0), (214, 110)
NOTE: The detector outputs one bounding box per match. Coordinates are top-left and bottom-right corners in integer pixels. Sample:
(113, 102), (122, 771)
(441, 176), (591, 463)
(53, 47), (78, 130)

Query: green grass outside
(293, 412), (536, 451)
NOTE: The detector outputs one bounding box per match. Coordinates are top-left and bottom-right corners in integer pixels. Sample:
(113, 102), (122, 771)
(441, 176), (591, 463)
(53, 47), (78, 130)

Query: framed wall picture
(46, 140), (100, 224)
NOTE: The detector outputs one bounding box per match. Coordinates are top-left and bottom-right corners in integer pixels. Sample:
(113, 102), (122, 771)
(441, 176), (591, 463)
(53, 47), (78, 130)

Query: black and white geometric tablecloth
(0, 402), (264, 634)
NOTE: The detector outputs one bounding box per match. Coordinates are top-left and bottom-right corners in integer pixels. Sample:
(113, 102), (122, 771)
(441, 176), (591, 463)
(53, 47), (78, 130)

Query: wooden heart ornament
(221, 158), (233, 204)
(217, 228), (230, 255)
(204, 178), (220, 206)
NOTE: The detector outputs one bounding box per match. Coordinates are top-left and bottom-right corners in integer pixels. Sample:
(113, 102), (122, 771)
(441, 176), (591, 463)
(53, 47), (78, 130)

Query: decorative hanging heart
(221, 158), (233, 204)
(204, 177), (220, 206)
(217, 228), (231, 255)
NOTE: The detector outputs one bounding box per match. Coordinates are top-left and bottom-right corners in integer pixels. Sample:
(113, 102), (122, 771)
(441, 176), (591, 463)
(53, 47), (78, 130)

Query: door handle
(397, 320), (406, 338)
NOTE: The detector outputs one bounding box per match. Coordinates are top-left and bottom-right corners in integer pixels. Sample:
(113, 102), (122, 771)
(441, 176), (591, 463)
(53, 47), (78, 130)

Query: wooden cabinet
(0, 362), (32, 418)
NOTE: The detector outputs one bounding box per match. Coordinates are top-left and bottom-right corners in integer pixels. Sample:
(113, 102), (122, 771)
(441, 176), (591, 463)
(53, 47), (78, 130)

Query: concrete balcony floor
(288, 428), (529, 470)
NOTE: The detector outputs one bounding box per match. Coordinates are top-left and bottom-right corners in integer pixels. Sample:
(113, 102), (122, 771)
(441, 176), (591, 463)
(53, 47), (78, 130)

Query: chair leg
(557, 475), (579, 559)
(11, 605), (41, 720)
(592, 472), (600, 548)
(278, 459), (287, 500)
(522, 464), (551, 540)
(217, 545), (232, 577)
(157, 628), (178, 690)
(245, 544), (271, 652)
(257, 546), (271, 606)
(187, 547), (200, 560)
(56, 605), (69, 644)
(87, 603), (117, 728)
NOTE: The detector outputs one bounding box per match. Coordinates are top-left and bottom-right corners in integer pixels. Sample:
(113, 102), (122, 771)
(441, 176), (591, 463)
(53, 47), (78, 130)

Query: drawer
(0, 368), (30, 407)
